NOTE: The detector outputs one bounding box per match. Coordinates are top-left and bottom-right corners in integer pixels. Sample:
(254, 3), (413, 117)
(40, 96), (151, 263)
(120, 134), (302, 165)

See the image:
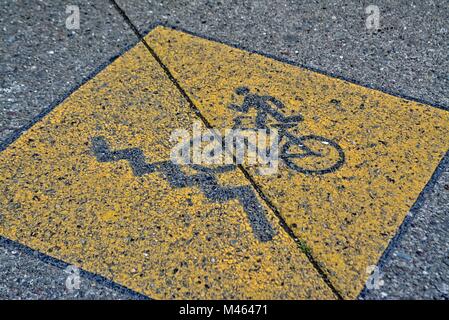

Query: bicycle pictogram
(90, 88), (345, 242)
(229, 87), (345, 175)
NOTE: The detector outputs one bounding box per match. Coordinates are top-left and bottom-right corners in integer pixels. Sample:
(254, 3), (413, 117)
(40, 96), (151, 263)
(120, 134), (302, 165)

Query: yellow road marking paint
(0, 42), (335, 299)
(146, 26), (449, 298)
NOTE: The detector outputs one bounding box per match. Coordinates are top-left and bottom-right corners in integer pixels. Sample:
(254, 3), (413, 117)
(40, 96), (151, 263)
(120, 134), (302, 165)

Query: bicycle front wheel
(281, 135), (345, 175)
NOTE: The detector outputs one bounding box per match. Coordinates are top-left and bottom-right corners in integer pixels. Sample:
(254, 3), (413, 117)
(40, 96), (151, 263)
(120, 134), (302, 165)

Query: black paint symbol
(229, 87), (345, 174)
(91, 136), (275, 242)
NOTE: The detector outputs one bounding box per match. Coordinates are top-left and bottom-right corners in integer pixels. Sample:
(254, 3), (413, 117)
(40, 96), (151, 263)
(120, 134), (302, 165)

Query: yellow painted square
(0, 41), (334, 299)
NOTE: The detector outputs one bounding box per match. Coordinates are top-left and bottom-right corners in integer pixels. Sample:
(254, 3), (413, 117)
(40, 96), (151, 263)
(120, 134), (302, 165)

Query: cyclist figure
(228, 86), (345, 175)
(229, 86), (303, 129)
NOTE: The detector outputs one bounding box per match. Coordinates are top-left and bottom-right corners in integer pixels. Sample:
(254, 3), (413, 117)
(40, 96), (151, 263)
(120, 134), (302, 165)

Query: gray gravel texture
(0, 240), (132, 299)
(117, 0), (449, 109)
(361, 167), (449, 300)
(115, 0), (449, 299)
(0, 0), (139, 299)
(0, 0), (137, 142)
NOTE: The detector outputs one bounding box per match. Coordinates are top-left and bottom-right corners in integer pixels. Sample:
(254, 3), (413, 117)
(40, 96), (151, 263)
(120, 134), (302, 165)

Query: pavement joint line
(112, 0), (449, 299)
(104, 11), (449, 298)
(110, 0), (344, 299)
